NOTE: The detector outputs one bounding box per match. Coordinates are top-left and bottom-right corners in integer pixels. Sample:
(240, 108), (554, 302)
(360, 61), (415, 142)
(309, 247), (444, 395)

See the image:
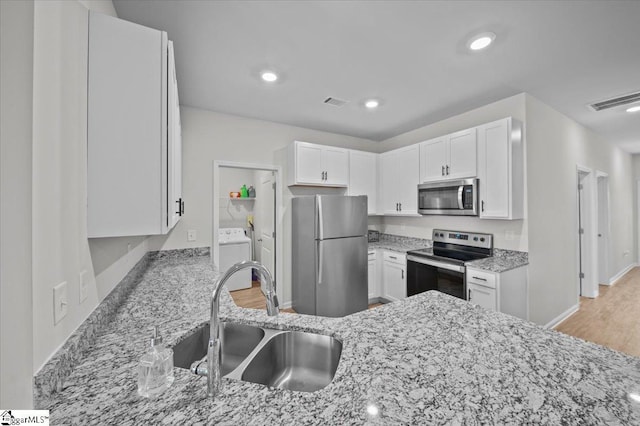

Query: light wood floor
(230, 281), (383, 314)
(555, 267), (640, 358)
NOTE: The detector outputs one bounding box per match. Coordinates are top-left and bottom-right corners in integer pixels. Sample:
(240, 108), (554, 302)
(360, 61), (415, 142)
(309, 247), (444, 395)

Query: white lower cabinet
(367, 250), (379, 301)
(382, 251), (406, 301)
(466, 266), (528, 320)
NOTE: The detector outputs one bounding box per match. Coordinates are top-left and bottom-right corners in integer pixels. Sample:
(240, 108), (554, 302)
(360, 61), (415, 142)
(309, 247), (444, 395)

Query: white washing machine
(218, 228), (252, 291)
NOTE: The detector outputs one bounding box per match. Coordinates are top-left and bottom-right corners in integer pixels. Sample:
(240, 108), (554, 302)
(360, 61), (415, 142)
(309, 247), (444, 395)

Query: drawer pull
(389, 256), (397, 260)
(472, 276), (487, 281)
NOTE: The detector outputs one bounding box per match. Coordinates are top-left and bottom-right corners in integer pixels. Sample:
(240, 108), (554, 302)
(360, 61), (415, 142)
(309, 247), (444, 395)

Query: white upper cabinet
(87, 11), (182, 237)
(420, 128), (476, 182)
(379, 144), (420, 215)
(287, 141), (348, 187)
(477, 117), (524, 220)
(348, 150), (378, 215)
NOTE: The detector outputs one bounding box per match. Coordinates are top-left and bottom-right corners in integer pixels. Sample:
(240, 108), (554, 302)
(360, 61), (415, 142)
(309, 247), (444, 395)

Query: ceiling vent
(323, 97), (348, 107)
(588, 91), (640, 111)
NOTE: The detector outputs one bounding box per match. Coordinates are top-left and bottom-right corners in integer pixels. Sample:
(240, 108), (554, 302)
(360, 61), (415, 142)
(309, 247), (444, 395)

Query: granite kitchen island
(38, 252), (640, 425)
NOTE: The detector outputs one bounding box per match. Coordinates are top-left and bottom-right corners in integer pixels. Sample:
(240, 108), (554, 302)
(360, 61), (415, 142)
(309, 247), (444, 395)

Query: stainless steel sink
(175, 323), (343, 392)
(240, 331), (342, 392)
(173, 322), (265, 376)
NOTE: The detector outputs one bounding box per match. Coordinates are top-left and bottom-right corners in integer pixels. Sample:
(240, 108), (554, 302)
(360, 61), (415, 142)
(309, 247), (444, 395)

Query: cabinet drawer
(383, 251), (405, 265)
(467, 269), (496, 288)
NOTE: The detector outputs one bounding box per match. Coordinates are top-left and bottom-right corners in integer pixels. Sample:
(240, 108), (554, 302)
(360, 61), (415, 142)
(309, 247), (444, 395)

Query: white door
(322, 147), (349, 186)
(395, 145), (420, 214)
(348, 151), (377, 215)
(597, 175), (610, 285)
(383, 261), (406, 301)
(447, 128), (477, 179)
(259, 173), (276, 293)
(167, 41), (182, 229)
(478, 119), (509, 218)
(420, 137), (447, 182)
(295, 142), (324, 184)
(468, 283), (497, 311)
(368, 254), (377, 300)
(380, 151), (399, 215)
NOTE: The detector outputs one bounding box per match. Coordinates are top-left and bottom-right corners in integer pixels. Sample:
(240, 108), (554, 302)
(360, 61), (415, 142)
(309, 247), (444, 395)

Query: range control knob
(480, 237), (485, 242)
(473, 237), (479, 241)
(439, 233), (444, 238)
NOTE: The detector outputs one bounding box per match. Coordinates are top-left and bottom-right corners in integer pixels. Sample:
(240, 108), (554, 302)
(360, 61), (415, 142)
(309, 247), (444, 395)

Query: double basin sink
(173, 322), (343, 392)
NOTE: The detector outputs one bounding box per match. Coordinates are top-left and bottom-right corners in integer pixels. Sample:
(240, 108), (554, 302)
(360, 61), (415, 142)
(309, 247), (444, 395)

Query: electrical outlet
(188, 229), (197, 241)
(53, 281), (68, 325)
(623, 250), (630, 257)
(79, 270), (88, 303)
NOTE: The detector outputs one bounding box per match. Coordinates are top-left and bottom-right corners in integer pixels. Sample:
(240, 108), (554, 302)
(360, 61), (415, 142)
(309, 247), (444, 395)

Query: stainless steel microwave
(417, 178), (479, 216)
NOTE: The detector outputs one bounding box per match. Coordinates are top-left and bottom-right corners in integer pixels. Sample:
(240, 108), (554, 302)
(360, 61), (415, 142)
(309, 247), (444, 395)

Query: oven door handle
(407, 255), (465, 273)
(457, 185), (464, 210)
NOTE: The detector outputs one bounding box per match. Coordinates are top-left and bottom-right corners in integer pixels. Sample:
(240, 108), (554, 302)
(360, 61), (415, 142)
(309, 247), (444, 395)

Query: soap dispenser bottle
(137, 326), (174, 398)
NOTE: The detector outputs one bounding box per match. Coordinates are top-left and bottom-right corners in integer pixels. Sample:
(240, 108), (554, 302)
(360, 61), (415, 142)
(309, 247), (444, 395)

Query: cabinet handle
(395, 203), (399, 211)
(472, 276), (487, 281)
(181, 199), (185, 215)
(481, 200), (485, 212)
(399, 203), (402, 211)
(325, 171), (328, 180)
(401, 269), (404, 279)
(468, 289), (471, 300)
(176, 198), (183, 216)
(446, 165), (449, 175)
(389, 256), (397, 260)
(442, 165), (445, 176)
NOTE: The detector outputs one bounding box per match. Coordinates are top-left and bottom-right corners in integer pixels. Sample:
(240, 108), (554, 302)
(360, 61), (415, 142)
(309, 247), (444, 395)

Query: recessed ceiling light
(261, 71), (278, 82)
(468, 32), (496, 51)
(365, 99), (379, 109)
(626, 105), (640, 113)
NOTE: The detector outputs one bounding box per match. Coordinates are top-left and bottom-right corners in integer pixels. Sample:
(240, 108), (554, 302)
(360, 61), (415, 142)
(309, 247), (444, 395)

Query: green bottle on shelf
(240, 185), (249, 198)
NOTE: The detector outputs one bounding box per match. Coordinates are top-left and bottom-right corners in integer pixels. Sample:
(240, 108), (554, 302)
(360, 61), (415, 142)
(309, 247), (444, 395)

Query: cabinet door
(468, 283), (497, 311)
(88, 12), (168, 237)
(395, 145), (420, 214)
(383, 261), (406, 301)
(420, 137), (447, 182)
(380, 151), (400, 215)
(167, 41), (182, 229)
(368, 257), (377, 300)
(349, 151), (377, 215)
(447, 128), (477, 179)
(295, 142), (324, 184)
(322, 146), (349, 186)
(478, 119), (510, 218)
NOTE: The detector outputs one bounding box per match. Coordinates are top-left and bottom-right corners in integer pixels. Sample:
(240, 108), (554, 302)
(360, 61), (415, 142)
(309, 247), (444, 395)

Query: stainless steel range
(406, 229), (493, 300)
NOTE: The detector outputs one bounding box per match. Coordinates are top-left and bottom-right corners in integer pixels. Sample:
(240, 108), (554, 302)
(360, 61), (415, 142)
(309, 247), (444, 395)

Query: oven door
(406, 255), (466, 300)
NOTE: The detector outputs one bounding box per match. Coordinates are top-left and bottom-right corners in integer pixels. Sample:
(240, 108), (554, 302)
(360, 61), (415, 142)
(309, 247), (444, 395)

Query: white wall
(30, 0), (149, 375)
(525, 94), (636, 325)
(148, 107), (376, 251)
(1, 0), (35, 409)
(148, 107), (377, 305)
(634, 155), (640, 263)
(375, 94), (528, 251)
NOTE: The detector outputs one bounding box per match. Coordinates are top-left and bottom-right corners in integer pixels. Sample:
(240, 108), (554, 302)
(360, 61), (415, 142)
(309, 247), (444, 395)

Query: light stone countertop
(40, 253), (640, 425)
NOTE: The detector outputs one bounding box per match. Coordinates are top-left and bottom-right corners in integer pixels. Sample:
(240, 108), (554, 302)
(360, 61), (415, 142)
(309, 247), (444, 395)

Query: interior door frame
(212, 160), (283, 303)
(576, 165), (598, 299)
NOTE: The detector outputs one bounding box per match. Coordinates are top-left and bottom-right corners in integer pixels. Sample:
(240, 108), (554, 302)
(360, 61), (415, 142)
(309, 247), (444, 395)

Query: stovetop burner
(407, 229), (493, 264)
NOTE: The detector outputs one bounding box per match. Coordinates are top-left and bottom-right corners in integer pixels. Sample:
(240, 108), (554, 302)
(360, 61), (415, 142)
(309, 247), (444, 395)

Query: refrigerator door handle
(318, 241), (323, 285)
(317, 195), (324, 239)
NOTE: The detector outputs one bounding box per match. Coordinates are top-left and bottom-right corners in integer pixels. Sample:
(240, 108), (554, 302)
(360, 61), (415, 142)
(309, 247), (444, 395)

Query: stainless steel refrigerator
(292, 195), (368, 317)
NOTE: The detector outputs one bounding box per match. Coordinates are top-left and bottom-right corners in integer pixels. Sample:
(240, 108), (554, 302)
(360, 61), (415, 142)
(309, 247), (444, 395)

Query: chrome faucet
(206, 260), (279, 397)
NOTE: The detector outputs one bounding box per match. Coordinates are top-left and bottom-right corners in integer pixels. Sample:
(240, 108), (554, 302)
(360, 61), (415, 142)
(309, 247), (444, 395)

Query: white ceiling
(113, 0), (640, 153)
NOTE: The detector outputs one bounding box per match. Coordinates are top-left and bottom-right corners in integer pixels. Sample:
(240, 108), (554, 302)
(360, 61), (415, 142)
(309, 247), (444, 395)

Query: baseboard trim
(545, 303), (580, 329)
(608, 263), (638, 286)
(279, 300), (292, 310)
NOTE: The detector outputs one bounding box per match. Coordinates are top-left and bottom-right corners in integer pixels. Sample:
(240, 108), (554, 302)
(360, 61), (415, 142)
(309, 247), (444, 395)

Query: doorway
(596, 172), (611, 285)
(576, 166), (598, 299)
(212, 161), (283, 302)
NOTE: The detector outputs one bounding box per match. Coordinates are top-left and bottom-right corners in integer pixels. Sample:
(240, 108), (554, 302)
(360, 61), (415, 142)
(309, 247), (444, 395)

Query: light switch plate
(53, 281), (68, 324)
(188, 229), (197, 241)
(79, 270), (88, 303)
